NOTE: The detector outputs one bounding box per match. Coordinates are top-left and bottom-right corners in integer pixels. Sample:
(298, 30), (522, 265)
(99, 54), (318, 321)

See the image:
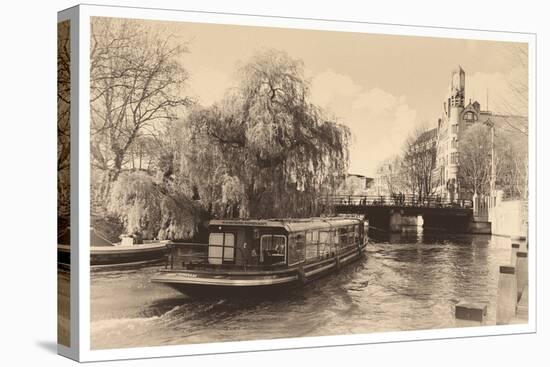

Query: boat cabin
(204, 217), (364, 269)
(155, 217), (367, 296)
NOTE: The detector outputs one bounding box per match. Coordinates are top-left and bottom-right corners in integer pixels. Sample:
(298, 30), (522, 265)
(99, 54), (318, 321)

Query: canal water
(89, 230), (512, 350)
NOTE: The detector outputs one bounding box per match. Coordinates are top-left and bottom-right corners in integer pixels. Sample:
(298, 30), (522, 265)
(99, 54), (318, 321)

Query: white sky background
(152, 20), (528, 177)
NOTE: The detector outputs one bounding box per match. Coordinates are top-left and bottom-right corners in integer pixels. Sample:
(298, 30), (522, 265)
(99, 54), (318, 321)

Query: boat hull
(156, 275), (301, 298)
(152, 245), (365, 297)
(91, 243), (168, 268)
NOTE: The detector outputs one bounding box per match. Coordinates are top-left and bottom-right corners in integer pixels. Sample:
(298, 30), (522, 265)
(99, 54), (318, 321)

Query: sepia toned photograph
(86, 16), (529, 351)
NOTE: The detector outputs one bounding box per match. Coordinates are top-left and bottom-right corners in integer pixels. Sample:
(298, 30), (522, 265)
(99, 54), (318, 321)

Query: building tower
(443, 66), (465, 201)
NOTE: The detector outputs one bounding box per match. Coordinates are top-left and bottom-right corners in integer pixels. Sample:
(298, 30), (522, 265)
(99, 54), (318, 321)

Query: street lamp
(484, 118), (495, 202)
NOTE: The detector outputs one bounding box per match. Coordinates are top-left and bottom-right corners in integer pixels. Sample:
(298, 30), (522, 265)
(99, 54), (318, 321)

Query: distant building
(431, 66), (527, 201)
(336, 173), (374, 196)
(371, 158), (403, 197)
(414, 128), (438, 155)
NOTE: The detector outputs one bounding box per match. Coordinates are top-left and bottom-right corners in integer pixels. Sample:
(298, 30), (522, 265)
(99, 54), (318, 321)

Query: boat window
(260, 235), (286, 265)
(305, 230), (319, 260)
(354, 224), (361, 245)
(319, 230), (331, 258)
(223, 233), (235, 262)
(208, 232), (235, 265)
(338, 227), (348, 248)
(288, 232), (306, 266)
(332, 230), (339, 245)
(345, 225), (356, 249)
(331, 230), (340, 255)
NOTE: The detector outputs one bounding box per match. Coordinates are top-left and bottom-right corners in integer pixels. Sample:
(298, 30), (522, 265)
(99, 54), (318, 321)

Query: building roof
(345, 173), (374, 183)
(480, 114), (528, 135)
(415, 128), (438, 144)
(209, 217), (361, 233)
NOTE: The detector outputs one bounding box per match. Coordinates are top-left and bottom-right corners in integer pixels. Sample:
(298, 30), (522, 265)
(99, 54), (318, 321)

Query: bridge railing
(321, 194), (473, 209)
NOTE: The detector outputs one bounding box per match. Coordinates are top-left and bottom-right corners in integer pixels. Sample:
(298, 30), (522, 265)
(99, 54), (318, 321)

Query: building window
(464, 111), (477, 123)
(452, 124), (458, 134)
(451, 138), (458, 149)
(451, 152), (459, 165)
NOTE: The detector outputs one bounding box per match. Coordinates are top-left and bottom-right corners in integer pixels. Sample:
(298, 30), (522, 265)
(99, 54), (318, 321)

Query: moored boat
(151, 217), (367, 297)
(90, 227), (170, 268)
(58, 227), (170, 268)
(91, 241), (170, 268)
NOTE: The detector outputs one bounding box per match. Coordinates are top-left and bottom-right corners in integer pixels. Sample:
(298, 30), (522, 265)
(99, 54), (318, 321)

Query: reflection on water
(88, 230), (512, 350)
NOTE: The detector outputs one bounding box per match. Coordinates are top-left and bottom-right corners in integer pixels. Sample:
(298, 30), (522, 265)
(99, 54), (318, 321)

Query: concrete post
(511, 243), (520, 264)
(515, 252), (528, 300)
(511, 235), (527, 252)
(496, 190), (504, 207)
(496, 265), (517, 325)
(389, 209), (403, 233)
(455, 302), (487, 326)
(473, 192), (479, 217)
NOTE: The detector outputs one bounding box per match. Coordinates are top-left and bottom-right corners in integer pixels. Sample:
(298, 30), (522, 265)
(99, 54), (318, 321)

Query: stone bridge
(324, 195), (477, 233)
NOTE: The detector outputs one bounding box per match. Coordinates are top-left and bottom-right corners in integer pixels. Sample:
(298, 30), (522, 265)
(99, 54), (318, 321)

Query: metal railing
(165, 242), (283, 272)
(322, 194), (473, 209)
(165, 238), (365, 272)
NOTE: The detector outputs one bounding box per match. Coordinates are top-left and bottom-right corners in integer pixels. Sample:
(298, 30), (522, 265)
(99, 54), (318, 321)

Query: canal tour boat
(151, 217), (367, 296)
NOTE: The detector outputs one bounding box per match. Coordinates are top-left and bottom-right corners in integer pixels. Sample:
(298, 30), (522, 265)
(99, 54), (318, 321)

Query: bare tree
(58, 21), (71, 174)
(502, 44), (529, 198)
(375, 156), (405, 196)
(401, 126), (437, 200)
(493, 127), (528, 200)
(58, 21), (71, 240)
(498, 44), (528, 135)
(458, 122), (527, 200)
(458, 124), (491, 196)
(90, 18), (192, 189)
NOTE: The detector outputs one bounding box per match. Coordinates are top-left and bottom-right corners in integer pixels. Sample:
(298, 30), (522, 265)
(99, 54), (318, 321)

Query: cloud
(310, 69), (362, 107)
(351, 88), (397, 113)
(310, 70), (418, 177)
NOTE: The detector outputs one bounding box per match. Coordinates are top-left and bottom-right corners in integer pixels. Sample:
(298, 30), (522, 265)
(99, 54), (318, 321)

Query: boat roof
(209, 217), (361, 233)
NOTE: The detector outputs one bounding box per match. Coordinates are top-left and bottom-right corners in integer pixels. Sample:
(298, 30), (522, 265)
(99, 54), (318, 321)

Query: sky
(121, 18), (528, 177)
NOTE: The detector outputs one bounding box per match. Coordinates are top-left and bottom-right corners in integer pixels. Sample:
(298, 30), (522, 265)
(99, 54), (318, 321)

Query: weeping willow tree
(184, 49), (350, 219)
(107, 171), (201, 240)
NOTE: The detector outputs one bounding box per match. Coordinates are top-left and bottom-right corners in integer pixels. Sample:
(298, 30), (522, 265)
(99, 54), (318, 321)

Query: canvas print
(57, 19), (71, 348)
(86, 16), (529, 351)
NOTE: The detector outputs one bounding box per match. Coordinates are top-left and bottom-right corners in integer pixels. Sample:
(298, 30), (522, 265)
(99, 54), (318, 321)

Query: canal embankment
(489, 199), (528, 238)
(454, 235), (528, 325)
